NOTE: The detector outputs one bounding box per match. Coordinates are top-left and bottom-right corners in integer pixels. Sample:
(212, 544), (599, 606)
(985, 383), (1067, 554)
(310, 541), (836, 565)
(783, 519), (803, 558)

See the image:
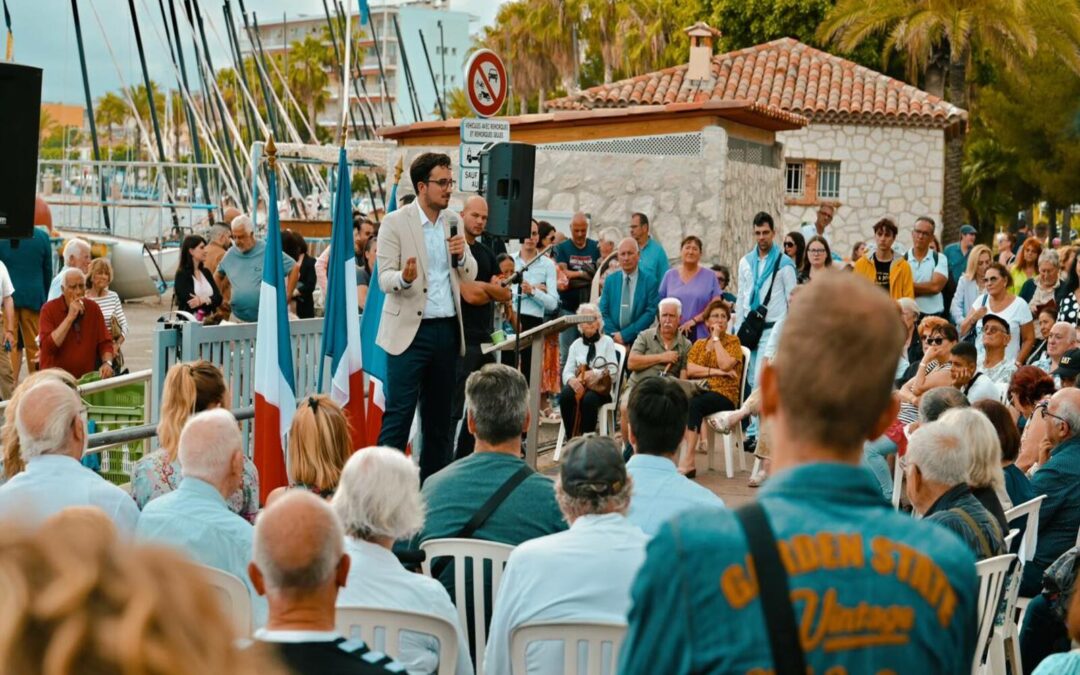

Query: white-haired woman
(332, 447), (473, 675)
(896, 297), (920, 382)
(938, 407), (1011, 533)
(559, 303), (619, 438)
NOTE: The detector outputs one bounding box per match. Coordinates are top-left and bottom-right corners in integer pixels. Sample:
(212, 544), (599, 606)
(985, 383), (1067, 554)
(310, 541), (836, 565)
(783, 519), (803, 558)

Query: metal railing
(38, 159), (224, 242)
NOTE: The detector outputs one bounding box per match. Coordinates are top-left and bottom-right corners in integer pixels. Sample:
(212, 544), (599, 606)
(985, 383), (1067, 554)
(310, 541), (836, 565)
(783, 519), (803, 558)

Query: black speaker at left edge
(0, 62), (43, 240)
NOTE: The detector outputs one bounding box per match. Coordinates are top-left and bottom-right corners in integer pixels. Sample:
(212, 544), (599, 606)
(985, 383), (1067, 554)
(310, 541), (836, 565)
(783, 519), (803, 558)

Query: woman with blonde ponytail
(131, 361), (260, 521)
(267, 395), (351, 504)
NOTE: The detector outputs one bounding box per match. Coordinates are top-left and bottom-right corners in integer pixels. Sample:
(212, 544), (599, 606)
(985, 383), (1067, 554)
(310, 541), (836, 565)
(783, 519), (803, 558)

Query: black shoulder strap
(431, 464), (533, 578)
(735, 502), (807, 675)
(760, 254), (784, 309)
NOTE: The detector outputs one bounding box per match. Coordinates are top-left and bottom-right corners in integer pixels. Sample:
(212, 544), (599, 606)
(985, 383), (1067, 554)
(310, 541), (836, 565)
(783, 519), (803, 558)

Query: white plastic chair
(1003, 528), (1020, 552)
(702, 346), (752, 477)
(974, 554), (1015, 675)
(1005, 495), (1046, 565)
(199, 565), (253, 637)
(335, 606), (459, 675)
(510, 621), (627, 675)
(983, 563), (1024, 675)
(555, 342), (626, 460)
(420, 538), (516, 675)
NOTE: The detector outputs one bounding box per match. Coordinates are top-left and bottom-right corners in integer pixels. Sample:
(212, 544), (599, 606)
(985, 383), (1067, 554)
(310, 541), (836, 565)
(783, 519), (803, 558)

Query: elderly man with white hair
(484, 436), (648, 675)
(214, 214), (297, 322)
(135, 408), (266, 625)
(38, 267), (115, 378)
(904, 420), (1005, 560)
(1032, 320), (1078, 378)
(46, 237), (91, 301)
(0, 378), (138, 530)
(250, 490), (403, 675)
(333, 447), (473, 675)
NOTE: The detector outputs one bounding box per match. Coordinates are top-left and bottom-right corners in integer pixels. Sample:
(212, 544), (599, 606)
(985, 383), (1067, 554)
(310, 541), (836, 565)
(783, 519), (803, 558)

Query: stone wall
(778, 123), (945, 257)
(385, 125), (783, 286)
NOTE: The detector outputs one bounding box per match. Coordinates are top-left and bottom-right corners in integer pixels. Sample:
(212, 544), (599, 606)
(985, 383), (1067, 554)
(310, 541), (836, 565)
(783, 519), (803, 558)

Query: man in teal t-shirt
(215, 215), (296, 322)
(629, 212), (669, 295)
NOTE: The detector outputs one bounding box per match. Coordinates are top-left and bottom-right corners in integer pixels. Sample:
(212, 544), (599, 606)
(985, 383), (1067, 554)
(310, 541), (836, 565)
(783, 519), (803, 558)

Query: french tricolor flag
(252, 162), (296, 504)
(320, 147), (366, 451)
(359, 179), (395, 447)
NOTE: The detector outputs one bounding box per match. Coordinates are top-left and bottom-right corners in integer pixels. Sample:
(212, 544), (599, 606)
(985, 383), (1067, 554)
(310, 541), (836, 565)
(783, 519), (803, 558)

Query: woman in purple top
(659, 236), (723, 340)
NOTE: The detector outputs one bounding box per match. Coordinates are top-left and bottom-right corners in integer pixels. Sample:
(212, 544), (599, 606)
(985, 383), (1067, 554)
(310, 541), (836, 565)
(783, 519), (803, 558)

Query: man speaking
(377, 153), (477, 480)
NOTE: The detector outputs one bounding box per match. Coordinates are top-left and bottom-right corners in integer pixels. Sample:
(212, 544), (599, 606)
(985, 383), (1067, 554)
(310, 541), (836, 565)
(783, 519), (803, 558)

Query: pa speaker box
(481, 142), (535, 240)
(0, 63), (42, 240)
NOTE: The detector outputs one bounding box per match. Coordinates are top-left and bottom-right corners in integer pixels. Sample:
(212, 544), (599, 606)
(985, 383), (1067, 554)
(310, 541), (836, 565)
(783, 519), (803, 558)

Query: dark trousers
(559, 385), (610, 438)
(452, 342), (494, 460)
(687, 391), (736, 431)
(516, 314), (544, 384)
(378, 318), (460, 482)
(1020, 593), (1070, 674)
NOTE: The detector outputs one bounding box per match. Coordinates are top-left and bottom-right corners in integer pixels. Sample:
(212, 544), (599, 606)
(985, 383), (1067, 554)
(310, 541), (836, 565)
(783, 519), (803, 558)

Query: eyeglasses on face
(1037, 401), (1069, 427)
(983, 327), (1006, 336)
(426, 178), (455, 190)
(783, 241), (795, 248)
(984, 275), (1003, 283)
(913, 229), (934, 237)
(808, 247), (827, 254)
(922, 336), (945, 346)
(716, 276), (729, 284)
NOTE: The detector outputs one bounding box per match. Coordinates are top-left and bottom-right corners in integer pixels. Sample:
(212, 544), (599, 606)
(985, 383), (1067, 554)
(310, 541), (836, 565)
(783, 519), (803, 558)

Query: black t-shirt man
(461, 239), (498, 345)
(553, 238), (600, 312)
(874, 256), (892, 291)
(257, 637), (402, 675)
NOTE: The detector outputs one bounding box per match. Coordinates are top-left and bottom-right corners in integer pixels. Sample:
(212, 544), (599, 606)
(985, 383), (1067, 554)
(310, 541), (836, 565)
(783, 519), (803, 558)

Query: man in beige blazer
(376, 152), (477, 480)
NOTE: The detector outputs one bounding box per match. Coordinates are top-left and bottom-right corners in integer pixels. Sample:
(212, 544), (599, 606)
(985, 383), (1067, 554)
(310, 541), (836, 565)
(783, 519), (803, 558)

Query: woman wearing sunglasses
(897, 317), (959, 409)
(959, 261), (1035, 368)
(782, 231), (806, 272)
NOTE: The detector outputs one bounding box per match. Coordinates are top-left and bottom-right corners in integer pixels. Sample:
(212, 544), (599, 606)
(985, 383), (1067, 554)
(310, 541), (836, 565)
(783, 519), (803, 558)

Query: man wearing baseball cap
(945, 224), (978, 283)
(483, 436), (647, 675)
(1053, 348), (1080, 388)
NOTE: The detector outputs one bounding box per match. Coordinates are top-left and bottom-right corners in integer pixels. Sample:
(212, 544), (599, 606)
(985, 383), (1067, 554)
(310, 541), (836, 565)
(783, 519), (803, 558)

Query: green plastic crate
(78, 373), (146, 409)
(87, 404), (146, 486)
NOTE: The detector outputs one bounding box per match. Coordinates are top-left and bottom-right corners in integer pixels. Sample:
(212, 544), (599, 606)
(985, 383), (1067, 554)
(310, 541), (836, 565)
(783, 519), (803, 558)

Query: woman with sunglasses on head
(798, 235), (833, 284)
(960, 261), (1035, 368)
(783, 231), (806, 273)
(950, 244), (992, 326)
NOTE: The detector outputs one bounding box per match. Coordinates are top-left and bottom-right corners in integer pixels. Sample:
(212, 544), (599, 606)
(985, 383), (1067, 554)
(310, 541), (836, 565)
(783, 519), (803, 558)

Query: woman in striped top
(85, 257), (128, 357)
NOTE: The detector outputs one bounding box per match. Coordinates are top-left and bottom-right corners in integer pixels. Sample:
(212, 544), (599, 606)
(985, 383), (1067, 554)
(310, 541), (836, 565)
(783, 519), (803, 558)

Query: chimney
(684, 21), (721, 82)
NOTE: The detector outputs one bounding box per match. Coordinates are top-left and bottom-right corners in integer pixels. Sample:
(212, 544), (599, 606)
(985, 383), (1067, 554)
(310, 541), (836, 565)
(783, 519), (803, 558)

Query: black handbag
(737, 256), (783, 349)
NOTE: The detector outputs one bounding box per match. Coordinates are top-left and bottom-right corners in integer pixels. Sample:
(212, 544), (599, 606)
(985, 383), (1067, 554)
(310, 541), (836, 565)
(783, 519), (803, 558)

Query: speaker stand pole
(70, 0), (111, 232)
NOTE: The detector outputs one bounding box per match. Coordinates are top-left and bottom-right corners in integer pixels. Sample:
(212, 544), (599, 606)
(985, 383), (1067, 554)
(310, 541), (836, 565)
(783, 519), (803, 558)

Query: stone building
(547, 35), (967, 258)
(377, 102), (805, 270)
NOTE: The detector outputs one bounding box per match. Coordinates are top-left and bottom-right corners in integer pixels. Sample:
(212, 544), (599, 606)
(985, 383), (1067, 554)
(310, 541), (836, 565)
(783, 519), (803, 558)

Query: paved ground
(93, 292), (760, 507)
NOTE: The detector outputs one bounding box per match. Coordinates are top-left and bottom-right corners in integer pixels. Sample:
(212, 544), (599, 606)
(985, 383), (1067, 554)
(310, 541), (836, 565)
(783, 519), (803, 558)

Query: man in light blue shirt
(625, 376), (724, 535)
(135, 408), (266, 626)
(629, 212), (668, 294)
(906, 216), (950, 318)
(47, 237), (91, 301)
(215, 215), (297, 322)
(483, 436), (648, 675)
(0, 378), (139, 533)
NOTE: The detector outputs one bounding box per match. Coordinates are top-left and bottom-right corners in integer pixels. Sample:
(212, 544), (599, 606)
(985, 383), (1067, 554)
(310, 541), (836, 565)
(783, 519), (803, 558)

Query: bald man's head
(251, 491), (347, 597)
(762, 271), (904, 456)
(570, 212), (589, 245)
(461, 195), (488, 240)
(15, 379), (85, 460)
(1047, 388), (1080, 445)
(178, 409), (243, 494)
(617, 237), (640, 274)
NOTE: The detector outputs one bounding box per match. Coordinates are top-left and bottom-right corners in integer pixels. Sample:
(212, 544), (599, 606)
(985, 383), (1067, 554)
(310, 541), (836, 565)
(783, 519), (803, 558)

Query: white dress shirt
(0, 453), (139, 533)
(483, 513), (648, 675)
(625, 454), (725, 536)
(562, 333), (619, 384)
(734, 251), (797, 332)
(337, 537), (473, 675)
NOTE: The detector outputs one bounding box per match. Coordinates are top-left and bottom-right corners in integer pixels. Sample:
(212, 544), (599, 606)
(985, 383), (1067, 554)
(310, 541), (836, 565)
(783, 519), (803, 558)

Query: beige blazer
(376, 201), (477, 356)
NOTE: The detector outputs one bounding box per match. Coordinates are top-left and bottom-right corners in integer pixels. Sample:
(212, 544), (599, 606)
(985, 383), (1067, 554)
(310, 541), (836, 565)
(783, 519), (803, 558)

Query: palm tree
(818, 0), (1080, 241)
(95, 92), (128, 147)
(39, 109), (55, 143)
(285, 34), (332, 141)
(125, 82), (165, 160)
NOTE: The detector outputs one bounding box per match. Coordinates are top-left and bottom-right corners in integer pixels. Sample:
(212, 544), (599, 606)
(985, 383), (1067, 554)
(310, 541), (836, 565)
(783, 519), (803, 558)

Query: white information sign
(458, 118), (511, 193)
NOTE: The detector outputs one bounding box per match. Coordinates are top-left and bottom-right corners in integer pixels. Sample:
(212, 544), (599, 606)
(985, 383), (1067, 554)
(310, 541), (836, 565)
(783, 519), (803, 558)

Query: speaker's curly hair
(0, 510), (283, 675)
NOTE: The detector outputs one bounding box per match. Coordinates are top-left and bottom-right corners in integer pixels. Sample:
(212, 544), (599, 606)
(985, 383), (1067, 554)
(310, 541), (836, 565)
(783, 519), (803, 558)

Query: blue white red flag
(252, 165), (296, 503)
(358, 180), (395, 445)
(319, 148), (367, 451)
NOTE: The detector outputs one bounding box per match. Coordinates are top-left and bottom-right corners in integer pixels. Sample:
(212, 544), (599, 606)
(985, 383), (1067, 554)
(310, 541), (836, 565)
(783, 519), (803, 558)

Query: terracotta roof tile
(548, 37), (966, 128)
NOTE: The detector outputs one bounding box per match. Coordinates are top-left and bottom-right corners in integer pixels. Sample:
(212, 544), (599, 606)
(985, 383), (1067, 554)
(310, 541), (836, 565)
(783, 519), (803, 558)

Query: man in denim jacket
(620, 272), (979, 675)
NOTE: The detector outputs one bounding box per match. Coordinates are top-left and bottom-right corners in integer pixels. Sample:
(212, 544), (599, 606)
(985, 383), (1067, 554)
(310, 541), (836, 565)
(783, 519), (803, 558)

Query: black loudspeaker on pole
(480, 142), (535, 241)
(0, 62), (41, 239)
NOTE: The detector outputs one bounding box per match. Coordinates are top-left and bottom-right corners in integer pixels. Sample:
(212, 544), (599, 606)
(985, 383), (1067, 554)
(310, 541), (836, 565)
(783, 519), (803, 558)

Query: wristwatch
(711, 336), (720, 342)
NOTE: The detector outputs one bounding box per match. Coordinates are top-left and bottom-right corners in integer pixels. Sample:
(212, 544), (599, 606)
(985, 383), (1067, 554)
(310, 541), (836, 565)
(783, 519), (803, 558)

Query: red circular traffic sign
(465, 49), (507, 118)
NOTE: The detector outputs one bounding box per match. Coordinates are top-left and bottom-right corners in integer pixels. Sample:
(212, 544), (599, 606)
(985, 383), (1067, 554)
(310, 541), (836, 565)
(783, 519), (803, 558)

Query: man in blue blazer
(600, 238), (659, 347)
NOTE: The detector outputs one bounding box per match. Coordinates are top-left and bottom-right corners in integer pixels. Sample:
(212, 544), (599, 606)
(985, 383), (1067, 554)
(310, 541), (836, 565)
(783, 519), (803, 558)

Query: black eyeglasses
(922, 336), (945, 345)
(1037, 402), (1069, 427)
(425, 178), (455, 189)
(984, 275), (1002, 283)
(808, 247), (827, 254)
(783, 241), (795, 248)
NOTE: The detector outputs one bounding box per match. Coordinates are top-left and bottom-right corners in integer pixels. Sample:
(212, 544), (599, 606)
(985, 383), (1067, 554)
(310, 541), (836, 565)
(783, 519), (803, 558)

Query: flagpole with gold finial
(338, 4), (352, 148)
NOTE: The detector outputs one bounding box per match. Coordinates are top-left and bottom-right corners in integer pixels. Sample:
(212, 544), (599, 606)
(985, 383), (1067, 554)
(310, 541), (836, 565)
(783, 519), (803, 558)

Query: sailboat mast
(70, 0), (112, 231)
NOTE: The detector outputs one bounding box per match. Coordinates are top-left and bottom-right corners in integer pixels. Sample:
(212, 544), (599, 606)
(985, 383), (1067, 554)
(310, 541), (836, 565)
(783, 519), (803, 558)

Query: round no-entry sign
(465, 49), (507, 118)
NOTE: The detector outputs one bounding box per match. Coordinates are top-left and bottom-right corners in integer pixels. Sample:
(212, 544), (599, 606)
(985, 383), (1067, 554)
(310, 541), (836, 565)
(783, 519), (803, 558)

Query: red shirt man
(38, 269), (115, 379)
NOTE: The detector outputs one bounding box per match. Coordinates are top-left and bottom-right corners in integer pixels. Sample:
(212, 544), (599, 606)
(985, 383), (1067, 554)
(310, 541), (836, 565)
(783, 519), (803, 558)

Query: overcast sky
(13, 0), (504, 104)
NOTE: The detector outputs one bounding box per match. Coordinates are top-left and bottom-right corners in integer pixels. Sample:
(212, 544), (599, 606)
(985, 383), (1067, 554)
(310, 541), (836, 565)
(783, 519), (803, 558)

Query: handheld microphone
(449, 224), (460, 268)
